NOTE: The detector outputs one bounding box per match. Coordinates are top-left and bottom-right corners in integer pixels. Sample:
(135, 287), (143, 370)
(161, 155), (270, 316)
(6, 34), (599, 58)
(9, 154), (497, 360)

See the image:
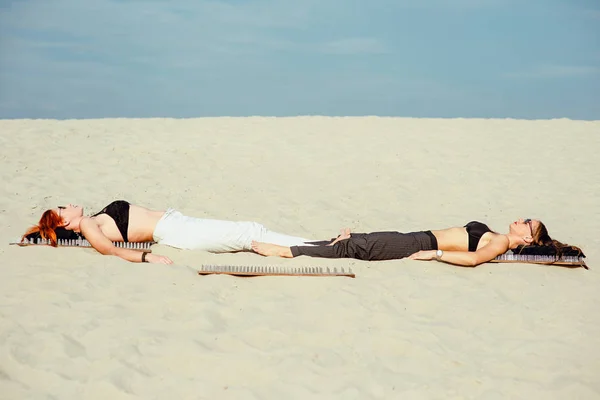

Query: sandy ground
(0, 117), (599, 400)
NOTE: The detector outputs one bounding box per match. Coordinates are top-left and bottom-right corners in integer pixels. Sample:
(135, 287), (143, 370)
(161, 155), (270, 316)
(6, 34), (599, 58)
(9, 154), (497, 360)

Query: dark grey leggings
(292, 231), (438, 261)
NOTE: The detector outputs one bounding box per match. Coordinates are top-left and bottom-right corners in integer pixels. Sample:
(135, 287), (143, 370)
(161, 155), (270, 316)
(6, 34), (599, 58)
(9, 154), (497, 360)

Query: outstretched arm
(80, 218), (173, 264)
(409, 236), (510, 267)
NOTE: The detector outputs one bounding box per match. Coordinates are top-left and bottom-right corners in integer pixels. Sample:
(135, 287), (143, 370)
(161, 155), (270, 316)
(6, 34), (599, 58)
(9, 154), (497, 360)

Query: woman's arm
(80, 218), (172, 264)
(409, 235), (510, 267)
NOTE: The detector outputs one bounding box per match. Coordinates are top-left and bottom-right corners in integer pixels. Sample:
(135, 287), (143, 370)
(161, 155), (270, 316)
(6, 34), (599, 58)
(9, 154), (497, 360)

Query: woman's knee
(334, 239), (370, 260)
(243, 221), (267, 235)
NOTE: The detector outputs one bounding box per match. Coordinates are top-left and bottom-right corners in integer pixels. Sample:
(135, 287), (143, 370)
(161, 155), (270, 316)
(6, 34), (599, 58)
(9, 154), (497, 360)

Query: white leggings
(153, 209), (312, 252)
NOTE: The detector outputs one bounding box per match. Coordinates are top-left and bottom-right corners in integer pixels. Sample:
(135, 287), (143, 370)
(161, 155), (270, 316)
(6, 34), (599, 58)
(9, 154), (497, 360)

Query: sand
(0, 117), (599, 399)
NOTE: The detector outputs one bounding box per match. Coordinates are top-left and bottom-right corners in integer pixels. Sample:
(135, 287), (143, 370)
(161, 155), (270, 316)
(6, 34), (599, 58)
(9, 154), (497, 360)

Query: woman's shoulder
(487, 232), (510, 245)
(81, 214), (105, 228)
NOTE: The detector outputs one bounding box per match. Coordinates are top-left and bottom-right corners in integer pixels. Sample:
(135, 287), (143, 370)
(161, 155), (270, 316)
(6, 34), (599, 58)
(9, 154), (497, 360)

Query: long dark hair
(532, 222), (584, 258)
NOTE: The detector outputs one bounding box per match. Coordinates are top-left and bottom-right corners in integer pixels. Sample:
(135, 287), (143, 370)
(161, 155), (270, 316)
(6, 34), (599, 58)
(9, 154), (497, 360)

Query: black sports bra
(92, 200), (130, 241)
(464, 221), (492, 252)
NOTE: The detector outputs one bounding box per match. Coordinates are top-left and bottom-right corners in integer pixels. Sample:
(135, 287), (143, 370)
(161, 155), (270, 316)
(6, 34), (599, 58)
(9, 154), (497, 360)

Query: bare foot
(251, 241), (294, 258)
(328, 228), (352, 246)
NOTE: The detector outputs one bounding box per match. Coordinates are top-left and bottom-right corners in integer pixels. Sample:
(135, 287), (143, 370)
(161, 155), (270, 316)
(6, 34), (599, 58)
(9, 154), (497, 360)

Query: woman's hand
(408, 250), (437, 261)
(146, 253), (174, 264)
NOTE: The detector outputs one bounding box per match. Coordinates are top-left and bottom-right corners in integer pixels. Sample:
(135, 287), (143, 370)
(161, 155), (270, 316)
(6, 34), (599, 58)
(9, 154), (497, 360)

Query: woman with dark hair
(251, 219), (583, 267)
(22, 201), (314, 264)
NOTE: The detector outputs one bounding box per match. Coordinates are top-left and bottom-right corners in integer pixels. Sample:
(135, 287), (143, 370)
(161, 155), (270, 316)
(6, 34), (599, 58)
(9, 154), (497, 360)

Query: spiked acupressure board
(11, 239), (587, 269)
(491, 252), (587, 269)
(198, 264), (356, 278)
(10, 238), (154, 252)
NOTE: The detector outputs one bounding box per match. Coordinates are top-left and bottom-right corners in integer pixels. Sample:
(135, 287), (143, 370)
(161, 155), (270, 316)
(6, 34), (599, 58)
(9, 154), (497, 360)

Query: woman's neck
(506, 233), (527, 249)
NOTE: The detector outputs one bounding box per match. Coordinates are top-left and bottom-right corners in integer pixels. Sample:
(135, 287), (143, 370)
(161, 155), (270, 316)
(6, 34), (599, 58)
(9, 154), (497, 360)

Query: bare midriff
(431, 227), (494, 252)
(94, 204), (165, 242)
(127, 205), (166, 242)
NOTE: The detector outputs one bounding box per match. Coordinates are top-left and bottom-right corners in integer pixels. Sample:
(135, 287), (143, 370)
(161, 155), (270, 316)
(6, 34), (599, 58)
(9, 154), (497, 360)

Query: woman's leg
(258, 225), (313, 248)
(290, 231), (437, 260)
(154, 210), (312, 252)
(292, 233), (370, 259)
(252, 233), (371, 259)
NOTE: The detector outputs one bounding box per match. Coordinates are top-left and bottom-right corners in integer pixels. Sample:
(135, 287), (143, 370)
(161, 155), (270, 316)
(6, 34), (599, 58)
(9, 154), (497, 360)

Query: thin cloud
(319, 38), (388, 55)
(583, 9), (600, 19)
(429, 0), (509, 7)
(374, 0), (512, 9)
(504, 65), (600, 79)
(1, 0), (598, 119)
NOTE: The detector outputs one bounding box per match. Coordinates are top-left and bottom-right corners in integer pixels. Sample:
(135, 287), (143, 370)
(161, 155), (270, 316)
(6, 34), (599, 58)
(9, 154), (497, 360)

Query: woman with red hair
(23, 200), (314, 264)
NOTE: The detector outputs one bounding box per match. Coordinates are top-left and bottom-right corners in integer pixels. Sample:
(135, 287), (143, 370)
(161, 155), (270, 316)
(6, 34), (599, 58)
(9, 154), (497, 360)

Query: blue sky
(0, 0), (598, 119)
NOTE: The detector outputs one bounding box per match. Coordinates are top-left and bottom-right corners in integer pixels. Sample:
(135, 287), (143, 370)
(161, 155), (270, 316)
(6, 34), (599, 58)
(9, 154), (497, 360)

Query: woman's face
(56, 204), (84, 223)
(509, 218), (540, 238)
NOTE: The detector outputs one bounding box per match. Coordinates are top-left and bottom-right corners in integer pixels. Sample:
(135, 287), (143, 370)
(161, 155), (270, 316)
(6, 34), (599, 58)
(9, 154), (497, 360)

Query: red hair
(22, 210), (64, 247)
